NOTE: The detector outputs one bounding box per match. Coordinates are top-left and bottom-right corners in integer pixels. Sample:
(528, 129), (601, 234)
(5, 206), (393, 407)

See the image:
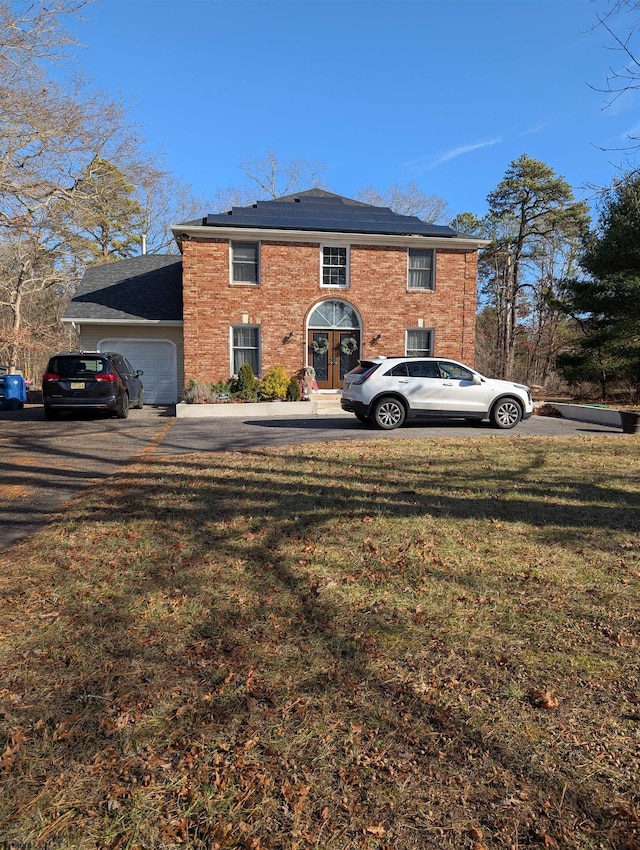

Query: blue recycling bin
(0, 374), (27, 410)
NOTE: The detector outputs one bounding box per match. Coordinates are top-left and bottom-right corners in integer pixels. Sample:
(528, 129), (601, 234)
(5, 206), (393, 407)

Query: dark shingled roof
(179, 189), (458, 238)
(64, 255), (183, 322)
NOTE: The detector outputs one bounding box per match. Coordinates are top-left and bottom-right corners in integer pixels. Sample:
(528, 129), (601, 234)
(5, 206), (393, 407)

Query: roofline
(170, 223), (489, 251)
(62, 318), (184, 326)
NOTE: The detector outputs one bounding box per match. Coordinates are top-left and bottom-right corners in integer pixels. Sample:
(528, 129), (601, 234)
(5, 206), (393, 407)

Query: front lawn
(1, 436), (639, 849)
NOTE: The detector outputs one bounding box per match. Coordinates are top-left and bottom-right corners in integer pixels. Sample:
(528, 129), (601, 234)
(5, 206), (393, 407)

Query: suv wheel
(373, 397), (406, 430)
(490, 397), (522, 429)
(116, 392), (129, 419)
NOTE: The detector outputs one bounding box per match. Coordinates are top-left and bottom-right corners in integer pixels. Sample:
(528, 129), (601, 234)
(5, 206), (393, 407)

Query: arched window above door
(308, 299), (359, 330)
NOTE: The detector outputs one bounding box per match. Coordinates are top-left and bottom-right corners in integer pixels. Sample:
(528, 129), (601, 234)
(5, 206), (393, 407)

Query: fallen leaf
(365, 824), (386, 836)
(528, 688), (560, 709)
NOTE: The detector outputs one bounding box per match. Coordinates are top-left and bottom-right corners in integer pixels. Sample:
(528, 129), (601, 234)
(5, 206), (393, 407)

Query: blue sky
(66, 0), (640, 222)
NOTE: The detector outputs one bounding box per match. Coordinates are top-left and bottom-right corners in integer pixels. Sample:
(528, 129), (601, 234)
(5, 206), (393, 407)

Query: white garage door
(99, 339), (177, 405)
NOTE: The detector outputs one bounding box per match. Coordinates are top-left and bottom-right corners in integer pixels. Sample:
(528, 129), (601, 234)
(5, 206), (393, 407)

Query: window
(406, 328), (434, 357)
(232, 326), (260, 375)
(321, 246), (348, 287)
(407, 360), (440, 378)
(408, 248), (434, 290)
(387, 363), (409, 377)
(232, 242), (259, 284)
(438, 361), (474, 381)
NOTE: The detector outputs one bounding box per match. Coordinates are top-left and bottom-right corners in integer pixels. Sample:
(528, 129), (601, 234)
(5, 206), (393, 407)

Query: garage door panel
(99, 339), (177, 405)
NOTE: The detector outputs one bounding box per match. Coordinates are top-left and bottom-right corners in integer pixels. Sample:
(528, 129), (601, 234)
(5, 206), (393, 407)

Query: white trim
(230, 240), (260, 286)
(407, 247), (436, 291)
(172, 223), (488, 251)
(320, 243), (350, 289)
(405, 327), (434, 356)
(306, 299), (363, 372)
(230, 324), (261, 377)
(63, 318), (183, 326)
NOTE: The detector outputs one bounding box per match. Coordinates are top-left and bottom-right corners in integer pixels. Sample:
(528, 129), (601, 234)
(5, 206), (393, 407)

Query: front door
(309, 330), (360, 390)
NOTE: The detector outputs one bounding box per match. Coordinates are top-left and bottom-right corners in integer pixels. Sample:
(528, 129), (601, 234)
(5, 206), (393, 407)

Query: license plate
(70, 382), (85, 389)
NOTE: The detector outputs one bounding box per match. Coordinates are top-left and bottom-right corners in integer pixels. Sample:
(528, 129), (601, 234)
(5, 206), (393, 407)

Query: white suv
(341, 356), (533, 430)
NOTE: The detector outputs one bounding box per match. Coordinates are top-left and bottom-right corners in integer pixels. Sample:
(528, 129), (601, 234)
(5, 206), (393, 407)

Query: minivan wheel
(490, 397), (522, 429)
(373, 397), (406, 430)
(116, 393), (129, 419)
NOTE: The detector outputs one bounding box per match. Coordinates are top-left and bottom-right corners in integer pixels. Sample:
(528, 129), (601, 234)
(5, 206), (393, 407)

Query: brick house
(64, 189), (486, 402)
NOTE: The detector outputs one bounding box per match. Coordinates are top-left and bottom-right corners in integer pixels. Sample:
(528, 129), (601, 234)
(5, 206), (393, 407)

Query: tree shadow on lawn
(0, 438), (638, 848)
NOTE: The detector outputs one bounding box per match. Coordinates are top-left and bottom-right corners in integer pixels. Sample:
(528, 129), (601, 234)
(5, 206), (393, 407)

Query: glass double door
(308, 329), (360, 390)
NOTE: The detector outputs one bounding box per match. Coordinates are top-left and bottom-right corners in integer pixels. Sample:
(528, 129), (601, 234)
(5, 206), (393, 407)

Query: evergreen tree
(51, 158), (145, 264)
(558, 175), (640, 402)
(485, 154), (589, 380)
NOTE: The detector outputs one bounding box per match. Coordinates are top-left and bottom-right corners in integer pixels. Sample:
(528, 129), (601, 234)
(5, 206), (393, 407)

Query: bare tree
(0, 1), (160, 371)
(213, 152), (328, 210)
(357, 182), (450, 222)
(138, 172), (211, 254)
(241, 152), (327, 199)
(0, 0), (90, 77)
(588, 0), (640, 159)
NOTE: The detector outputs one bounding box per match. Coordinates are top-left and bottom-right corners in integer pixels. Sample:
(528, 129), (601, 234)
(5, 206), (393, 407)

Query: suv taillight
(95, 372), (117, 382)
(352, 366), (378, 384)
(42, 372), (59, 382)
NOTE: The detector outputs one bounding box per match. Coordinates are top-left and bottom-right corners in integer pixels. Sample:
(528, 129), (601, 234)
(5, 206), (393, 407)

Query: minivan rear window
(49, 356), (108, 376)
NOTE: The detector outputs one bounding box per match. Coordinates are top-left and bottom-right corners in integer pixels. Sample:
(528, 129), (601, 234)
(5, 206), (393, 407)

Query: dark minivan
(42, 352), (144, 419)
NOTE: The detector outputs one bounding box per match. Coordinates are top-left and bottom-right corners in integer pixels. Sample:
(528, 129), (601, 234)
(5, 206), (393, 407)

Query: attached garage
(98, 338), (178, 405)
(62, 256), (184, 405)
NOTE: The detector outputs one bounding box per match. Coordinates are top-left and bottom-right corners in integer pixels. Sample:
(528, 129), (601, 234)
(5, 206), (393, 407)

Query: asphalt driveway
(0, 404), (625, 550)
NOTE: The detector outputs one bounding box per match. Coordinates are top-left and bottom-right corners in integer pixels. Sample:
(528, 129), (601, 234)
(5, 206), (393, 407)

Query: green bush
(237, 361), (256, 392)
(212, 380), (232, 395)
(231, 361), (258, 401)
(258, 365), (289, 400)
(286, 375), (301, 401)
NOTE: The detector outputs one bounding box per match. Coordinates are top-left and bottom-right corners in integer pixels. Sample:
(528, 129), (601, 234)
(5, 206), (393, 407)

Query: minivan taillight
(352, 366), (378, 384)
(95, 372), (117, 382)
(42, 372), (59, 382)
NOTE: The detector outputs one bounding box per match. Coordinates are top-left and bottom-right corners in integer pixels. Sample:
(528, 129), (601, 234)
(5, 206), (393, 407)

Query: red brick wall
(181, 237), (477, 384)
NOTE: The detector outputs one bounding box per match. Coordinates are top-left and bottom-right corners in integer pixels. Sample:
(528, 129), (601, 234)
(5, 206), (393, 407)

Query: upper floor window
(408, 248), (434, 290)
(231, 242), (259, 284)
(321, 246), (348, 287)
(406, 328), (434, 357)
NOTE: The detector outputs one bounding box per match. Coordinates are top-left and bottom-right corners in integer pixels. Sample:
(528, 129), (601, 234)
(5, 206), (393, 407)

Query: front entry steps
(309, 392), (345, 416)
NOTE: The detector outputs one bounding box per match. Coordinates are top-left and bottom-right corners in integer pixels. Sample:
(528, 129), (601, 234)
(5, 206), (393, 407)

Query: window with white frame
(321, 246), (348, 287)
(406, 328), (434, 357)
(231, 325), (260, 375)
(231, 242), (259, 284)
(407, 248), (435, 290)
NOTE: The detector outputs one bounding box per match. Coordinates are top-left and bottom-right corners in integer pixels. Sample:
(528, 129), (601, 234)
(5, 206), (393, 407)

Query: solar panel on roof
(203, 194), (457, 237)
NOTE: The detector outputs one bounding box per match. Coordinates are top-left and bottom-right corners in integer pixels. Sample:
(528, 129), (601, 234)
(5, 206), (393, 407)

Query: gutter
(170, 223), (490, 251)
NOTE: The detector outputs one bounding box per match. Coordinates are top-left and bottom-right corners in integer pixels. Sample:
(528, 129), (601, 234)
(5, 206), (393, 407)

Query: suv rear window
(48, 356), (109, 376)
(348, 361), (382, 377)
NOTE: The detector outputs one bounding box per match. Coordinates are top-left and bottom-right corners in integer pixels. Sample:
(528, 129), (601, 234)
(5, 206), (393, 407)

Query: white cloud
(404, 138), (502, 171)
(519, 121), (547, 136)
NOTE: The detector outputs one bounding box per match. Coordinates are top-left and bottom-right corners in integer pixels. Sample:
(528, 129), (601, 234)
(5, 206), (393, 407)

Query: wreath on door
(312, 337), (330, 355)
(340, 336), (358, 356)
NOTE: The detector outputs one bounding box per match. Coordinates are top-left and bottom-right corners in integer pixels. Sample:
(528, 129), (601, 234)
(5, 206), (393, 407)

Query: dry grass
(0, 435), (639, 850)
